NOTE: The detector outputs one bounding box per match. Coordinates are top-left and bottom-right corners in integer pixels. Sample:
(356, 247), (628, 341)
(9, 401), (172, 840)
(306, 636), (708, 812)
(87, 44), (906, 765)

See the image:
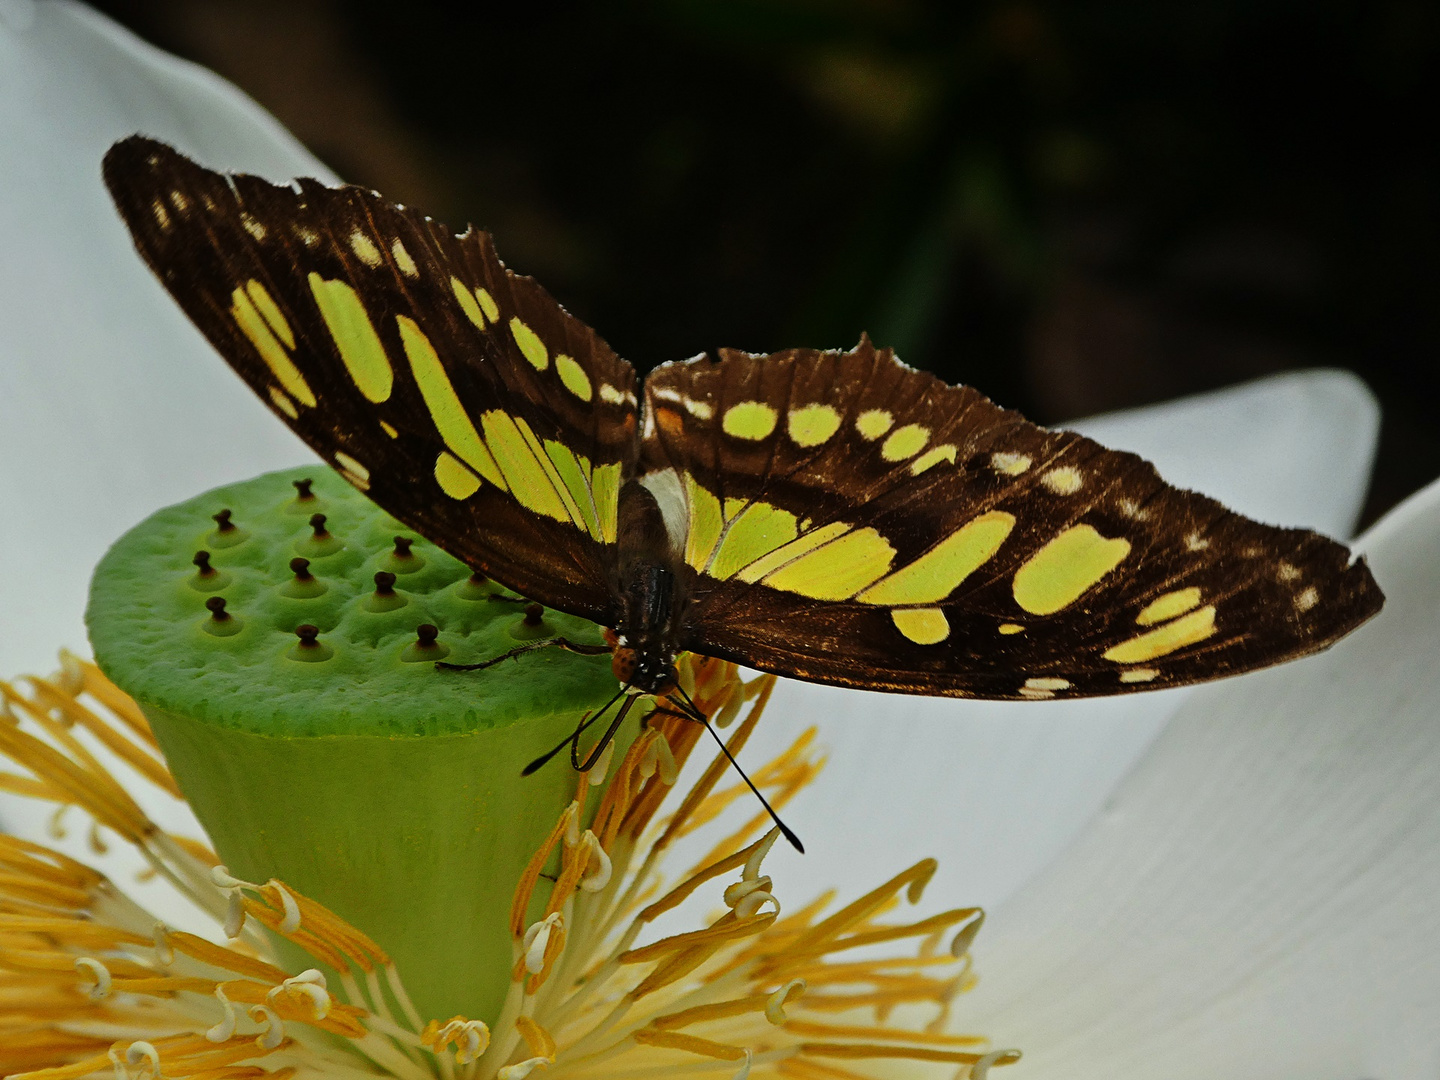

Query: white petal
(0, 2), (336, 925)
(0, 2), (336, 678)
(963, 475), (1440, 1078)
(749, 373), (1379, 914)
(1068, 368), (1379, 539)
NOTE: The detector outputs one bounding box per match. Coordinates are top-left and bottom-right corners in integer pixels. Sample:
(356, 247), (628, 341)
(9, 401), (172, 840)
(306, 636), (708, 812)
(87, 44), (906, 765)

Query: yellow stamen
(632, 1027), (748, 1060)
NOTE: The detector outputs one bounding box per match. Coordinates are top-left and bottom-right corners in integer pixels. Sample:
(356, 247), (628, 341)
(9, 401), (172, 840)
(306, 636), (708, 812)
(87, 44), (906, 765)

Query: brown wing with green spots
(641, 338), (1384, 699)
(104, 136), (638, 624)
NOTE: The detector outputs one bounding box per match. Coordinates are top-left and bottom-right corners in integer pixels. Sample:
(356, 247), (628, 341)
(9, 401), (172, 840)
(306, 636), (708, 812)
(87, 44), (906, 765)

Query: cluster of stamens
(0, 652), (1017, 1079)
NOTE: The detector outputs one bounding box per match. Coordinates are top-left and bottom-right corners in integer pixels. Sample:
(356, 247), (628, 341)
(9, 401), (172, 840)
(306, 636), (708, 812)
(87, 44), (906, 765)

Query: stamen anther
(75, 956), (111, 999)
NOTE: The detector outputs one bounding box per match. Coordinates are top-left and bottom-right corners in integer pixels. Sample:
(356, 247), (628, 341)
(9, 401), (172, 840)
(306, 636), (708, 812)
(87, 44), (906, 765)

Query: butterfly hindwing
(104, 136), (638, 624)
(642, 339), (1383, 699)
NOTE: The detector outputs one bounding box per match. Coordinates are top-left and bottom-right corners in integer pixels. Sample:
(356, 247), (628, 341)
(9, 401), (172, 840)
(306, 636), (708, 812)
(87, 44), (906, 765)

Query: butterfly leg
(436, 636), (612, 673)
(521, 685), (636, 777)
(572, 694), (639, 771)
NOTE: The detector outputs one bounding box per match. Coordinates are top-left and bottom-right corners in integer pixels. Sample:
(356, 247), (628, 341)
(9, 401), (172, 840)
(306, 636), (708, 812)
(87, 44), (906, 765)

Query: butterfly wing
(104, 136), (637, 624)
(642, 338), (1384, 699)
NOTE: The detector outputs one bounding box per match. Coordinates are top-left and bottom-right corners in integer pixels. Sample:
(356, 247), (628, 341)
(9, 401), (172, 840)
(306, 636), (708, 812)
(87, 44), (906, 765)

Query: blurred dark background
(97, 0), (1439, 525)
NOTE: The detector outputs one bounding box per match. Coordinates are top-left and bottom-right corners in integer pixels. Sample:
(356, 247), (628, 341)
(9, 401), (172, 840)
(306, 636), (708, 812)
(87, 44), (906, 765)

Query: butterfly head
(610, 639), (679, 696)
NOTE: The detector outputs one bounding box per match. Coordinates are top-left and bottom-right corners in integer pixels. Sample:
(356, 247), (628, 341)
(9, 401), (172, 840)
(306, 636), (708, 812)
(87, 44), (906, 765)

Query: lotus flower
(2, 4), (1436, 1077)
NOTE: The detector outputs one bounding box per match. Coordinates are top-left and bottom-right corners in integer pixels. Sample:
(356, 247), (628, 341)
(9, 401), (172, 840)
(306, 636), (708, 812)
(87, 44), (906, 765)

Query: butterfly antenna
(673, 686), (804, 854)
(521, 683), (627, 776)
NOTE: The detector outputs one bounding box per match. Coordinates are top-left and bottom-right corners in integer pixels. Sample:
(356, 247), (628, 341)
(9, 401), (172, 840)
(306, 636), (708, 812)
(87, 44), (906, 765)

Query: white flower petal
(963, 475), (1440, 1078)
(752, 373), (1379, 914)
(1068, 368), (1379, 539)
(0, 1), (336, 678)
(0, 1), (336, 922)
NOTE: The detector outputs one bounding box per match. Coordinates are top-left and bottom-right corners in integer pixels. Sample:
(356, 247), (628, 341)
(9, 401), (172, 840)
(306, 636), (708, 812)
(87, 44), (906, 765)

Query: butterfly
(104, 135), (1384, 712)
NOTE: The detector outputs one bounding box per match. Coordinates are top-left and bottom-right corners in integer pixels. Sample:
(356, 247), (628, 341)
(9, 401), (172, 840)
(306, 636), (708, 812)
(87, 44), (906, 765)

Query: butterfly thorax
(609, 478), (688, 693)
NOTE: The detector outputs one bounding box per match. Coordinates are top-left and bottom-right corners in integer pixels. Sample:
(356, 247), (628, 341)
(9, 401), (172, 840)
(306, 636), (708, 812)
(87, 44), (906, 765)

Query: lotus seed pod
(86, 465), (626, 1024)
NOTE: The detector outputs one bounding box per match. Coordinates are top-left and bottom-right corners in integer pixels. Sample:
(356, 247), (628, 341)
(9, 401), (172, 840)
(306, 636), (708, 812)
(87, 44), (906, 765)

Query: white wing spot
(350, 230), (383, 267)
(1117, 497), (1150, 521)
(684, 397), (714, 420)
(1294, 586), (1319, 612)
(1277, 562), (1301, 582)
(1041, 466), (1083, 495)
(151, 200), (171, 230)
(1025, 677), (1070, 692)
(1020, 676), (1071, 699)
(600, 383), (626, 405)
(168, 190), (189, 213)
(653, 388), (683, 403)
(1120, 667), (1160, 683)
(295, 225), (320, 247)
(241, 214), (267, 241)
(334, 451), (371, 489)
(1185, 532), (1210, 552)
(990, 451), (1031, 476)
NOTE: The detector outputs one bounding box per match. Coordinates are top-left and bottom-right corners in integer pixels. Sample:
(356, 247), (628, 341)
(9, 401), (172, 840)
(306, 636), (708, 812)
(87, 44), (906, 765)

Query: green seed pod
(86, 465), (626, 1025)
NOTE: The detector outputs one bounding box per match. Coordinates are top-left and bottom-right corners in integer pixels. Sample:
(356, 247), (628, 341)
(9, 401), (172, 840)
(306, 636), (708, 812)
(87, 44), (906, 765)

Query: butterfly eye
(611, 648), (637, 685)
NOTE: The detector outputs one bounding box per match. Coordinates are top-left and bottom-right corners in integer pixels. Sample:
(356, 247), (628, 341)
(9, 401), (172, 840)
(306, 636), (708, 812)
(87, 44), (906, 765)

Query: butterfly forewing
(642, 339), (1383, 699)
(104, 136), (636, 623)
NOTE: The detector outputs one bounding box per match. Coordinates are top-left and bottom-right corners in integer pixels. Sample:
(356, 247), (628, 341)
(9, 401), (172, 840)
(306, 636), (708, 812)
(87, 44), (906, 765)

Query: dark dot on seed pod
(207, 508), (248, 549)
(293, 478), (315, 500)
(400, 621), (449, 662)
(279, 554), (327, 598)
(309, 513), (330, 538)
(287, 622), (333, 661)
(188, 549), (231, 592)
(509, 600), (553, 640)
(201, 595), (242, 636)
(383, 535), (426, 575)
(362, 569), (406, 612)
(454, 570), (494, 601)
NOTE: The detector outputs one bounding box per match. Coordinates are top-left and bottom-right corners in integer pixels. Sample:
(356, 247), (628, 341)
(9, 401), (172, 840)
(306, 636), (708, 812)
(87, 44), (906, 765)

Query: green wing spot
(397, 315), (507, 490)
(309, 274), (394, 403)
(711, 501), (798, 580)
